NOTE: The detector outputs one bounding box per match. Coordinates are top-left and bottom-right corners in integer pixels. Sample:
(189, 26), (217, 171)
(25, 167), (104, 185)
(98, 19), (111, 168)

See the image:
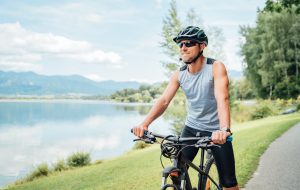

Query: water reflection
(0, 100), (171, 187)
(0, 101), (152, 127)
(115, 104), (151, 115)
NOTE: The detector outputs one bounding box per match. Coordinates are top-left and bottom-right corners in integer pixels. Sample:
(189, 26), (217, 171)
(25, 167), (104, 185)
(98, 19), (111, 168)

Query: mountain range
(0, 71), (141, 96)
(0, 70), (243, 96)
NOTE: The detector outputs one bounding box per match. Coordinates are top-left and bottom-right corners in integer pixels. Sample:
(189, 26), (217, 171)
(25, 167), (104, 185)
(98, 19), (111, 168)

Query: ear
(200, 43), (206, 51)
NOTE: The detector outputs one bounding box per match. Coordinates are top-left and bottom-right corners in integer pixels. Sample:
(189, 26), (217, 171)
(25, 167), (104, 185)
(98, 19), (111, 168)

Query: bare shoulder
(170, 70), (180, 83)
(212, 60), (228, 77)
(161, 70), (180, 100)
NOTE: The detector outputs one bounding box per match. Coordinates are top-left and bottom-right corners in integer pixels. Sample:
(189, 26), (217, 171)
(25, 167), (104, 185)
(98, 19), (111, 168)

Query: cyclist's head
(173, 26), (208, 46)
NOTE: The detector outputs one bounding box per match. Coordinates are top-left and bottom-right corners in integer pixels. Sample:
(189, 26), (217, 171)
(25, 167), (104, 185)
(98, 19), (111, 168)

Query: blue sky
(0, 0), (265, 83)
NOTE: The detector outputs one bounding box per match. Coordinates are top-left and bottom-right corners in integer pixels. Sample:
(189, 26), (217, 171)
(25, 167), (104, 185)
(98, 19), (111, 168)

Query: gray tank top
(178, 57), (219, 132)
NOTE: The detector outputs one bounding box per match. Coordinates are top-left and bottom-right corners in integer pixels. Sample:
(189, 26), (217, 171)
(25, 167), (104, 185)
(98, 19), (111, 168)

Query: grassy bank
(4, 113), (300, 190)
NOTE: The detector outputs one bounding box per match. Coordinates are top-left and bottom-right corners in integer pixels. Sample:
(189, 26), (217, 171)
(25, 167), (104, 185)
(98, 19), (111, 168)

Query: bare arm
(133, 71), (180, 137)
(212, 61), (231, 144)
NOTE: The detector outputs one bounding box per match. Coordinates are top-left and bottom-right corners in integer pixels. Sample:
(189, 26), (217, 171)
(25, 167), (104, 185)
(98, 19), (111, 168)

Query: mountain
(0, 71), (141, 96)
(228, 70), (244, 80)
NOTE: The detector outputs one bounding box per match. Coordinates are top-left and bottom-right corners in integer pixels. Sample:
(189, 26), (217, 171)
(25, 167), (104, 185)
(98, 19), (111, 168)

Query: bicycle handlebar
(130, 129), (232, 147)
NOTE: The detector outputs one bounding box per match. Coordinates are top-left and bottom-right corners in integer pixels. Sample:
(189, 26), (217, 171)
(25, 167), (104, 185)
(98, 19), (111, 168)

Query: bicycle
(131, 130), (232, 190)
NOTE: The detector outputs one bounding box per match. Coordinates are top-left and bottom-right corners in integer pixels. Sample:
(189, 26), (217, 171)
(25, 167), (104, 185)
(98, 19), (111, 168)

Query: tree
(160, 0), (226, 76)
(263, 0), (300, 13)
(231, 78), (255, 100)
(160, 0), (182, 76)
(240, 5), (300, 99)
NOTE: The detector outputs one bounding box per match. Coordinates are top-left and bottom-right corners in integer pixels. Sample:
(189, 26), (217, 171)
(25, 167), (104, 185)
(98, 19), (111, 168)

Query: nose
(180, 43), (187, 49)
(180, 45), (188, 51)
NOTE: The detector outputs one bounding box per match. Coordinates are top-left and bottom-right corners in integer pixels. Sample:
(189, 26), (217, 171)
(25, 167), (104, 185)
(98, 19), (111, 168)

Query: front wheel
(201, 158), (222, 190)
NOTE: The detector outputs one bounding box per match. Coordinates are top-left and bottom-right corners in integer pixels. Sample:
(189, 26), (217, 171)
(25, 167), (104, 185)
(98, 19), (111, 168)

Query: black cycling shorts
(180, 126), (238, 188)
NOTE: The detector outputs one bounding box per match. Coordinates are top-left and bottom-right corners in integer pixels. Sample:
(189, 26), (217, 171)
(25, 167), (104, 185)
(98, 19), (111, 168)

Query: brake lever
(208, 144), (221, 148)
(131, 129), (156, 144)
(144, 138), (155, 144)
(133, 138), (155, 144)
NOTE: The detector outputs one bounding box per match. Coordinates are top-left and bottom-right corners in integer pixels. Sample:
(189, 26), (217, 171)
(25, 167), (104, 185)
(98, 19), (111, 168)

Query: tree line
(110, 83), (167, 103)
(240, 0), (300, 99)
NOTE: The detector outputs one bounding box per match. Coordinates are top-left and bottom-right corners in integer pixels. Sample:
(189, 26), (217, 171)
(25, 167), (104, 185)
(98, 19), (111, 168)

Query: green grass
(4, 113), (300, 190)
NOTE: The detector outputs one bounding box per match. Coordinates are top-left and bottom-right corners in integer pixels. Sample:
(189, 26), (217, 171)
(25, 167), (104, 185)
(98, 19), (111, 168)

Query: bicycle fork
(161, 162), (193, 190)
(161, 166), (181, 190)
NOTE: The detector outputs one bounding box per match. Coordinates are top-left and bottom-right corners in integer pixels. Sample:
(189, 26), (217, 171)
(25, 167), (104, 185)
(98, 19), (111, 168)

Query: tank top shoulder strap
(207, 57), (216, 65)
(180, 64), (188, 71)
(180, 57), (215, 70)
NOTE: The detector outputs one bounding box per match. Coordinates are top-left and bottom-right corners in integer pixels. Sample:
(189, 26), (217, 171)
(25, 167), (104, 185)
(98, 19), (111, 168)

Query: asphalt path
(243, 122), (300, 190)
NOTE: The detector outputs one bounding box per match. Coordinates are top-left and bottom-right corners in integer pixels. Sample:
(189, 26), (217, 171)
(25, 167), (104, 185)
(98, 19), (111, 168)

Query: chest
(180, 72), (215, 99)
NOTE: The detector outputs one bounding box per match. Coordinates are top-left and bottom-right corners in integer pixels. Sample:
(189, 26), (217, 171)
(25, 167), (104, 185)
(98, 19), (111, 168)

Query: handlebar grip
(227, 136), (233, 142)
(130, 129), (149, 137)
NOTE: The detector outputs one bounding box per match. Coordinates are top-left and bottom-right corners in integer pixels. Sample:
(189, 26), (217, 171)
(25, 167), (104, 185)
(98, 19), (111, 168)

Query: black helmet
(173, 26), (208, 45)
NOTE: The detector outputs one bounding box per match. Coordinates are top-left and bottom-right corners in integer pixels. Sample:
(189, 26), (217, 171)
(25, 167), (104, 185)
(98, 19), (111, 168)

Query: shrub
(53, 159), (68, 172)
(250, 103), (274, 120)
(132, 141), (150, 150)
(67, 152), (91, 167)
(296, 103), (300, 111)
(25, 163), (50, 181)
(94, 160), (103, 165)
(231, 103), (254, 123)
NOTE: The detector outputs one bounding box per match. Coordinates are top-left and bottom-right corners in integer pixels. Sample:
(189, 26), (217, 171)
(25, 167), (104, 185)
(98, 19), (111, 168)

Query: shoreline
(0, 98), (153, 106)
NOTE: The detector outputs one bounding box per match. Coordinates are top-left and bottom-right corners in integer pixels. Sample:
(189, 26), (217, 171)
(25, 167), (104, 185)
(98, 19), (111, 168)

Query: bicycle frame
(161, 146), (221, 190)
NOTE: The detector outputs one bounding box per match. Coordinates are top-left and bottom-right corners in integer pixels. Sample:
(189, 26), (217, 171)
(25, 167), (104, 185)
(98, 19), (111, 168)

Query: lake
(0, 100), (173, 188)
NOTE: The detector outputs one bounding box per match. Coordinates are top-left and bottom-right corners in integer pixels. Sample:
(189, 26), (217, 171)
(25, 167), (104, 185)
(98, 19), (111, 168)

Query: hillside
(0, 71), (141, 96)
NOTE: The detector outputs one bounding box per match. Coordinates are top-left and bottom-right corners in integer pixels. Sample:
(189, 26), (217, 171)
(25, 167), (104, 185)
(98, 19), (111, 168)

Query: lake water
(0, 100), (173, 188)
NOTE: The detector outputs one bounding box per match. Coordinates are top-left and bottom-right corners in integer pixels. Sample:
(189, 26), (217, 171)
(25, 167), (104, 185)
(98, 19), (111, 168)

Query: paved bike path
(243, 122), (300, 190)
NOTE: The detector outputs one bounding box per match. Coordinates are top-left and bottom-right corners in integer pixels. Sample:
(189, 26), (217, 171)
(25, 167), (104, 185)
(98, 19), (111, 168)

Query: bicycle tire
(201, 157), (222, 190)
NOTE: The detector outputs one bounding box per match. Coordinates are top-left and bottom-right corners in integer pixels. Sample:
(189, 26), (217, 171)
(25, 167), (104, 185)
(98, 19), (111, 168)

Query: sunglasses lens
(179, 41), (196, 48)
(186, 41), (196, 47)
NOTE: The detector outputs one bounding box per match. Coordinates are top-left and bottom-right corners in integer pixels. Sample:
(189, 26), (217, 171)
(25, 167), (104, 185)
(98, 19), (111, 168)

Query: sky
(0, 0), (266, 83)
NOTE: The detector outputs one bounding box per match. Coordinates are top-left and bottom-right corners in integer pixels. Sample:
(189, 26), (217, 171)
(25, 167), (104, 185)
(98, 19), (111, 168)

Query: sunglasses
(178, 41), (198, 48)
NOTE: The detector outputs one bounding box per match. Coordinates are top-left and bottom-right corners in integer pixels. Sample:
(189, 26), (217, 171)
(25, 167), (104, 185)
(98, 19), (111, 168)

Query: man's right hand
(132, 124), (148, 138)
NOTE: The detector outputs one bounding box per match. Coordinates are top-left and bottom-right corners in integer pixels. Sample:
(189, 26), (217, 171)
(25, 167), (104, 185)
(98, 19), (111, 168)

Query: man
(132, 26), (239, 189)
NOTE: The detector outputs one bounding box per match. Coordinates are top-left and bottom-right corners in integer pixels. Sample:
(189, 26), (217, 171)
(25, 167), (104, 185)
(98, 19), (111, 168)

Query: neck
(188, 56), (206, 74)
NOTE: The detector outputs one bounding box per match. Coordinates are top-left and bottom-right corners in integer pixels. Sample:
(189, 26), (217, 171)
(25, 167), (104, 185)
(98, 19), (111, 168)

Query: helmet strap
(183, 50), (203, 64)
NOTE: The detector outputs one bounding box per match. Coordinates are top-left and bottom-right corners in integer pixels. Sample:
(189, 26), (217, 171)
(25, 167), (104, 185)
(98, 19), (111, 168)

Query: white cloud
(63, 50), (122, 64)
(0, 22), (123, 71)
(0, 61), (42, 72)
(24, 33), (91, 53)
(0, 53), (42, 71)
(84, 74), (106, 82)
